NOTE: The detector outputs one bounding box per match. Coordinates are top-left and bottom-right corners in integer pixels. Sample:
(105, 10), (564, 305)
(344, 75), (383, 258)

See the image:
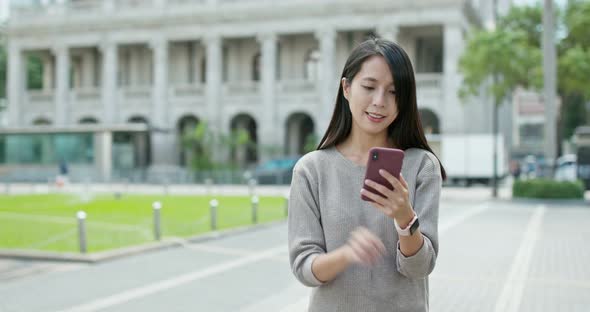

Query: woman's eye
(389, 90), (396, 95)
(362, 86), (374, 90)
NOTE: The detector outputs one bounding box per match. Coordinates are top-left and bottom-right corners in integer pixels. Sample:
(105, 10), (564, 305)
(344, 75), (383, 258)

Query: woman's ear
(342, 77), (350, 101)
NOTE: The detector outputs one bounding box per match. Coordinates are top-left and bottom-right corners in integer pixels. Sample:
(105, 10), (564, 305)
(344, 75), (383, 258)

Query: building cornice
(7, 0), (477, 42)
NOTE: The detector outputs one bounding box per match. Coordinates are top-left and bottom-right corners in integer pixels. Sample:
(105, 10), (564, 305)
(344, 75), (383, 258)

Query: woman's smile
(366, 111), (386, 123)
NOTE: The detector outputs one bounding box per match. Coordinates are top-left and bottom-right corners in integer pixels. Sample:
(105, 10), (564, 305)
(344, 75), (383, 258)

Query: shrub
(513, 179), (585, 199)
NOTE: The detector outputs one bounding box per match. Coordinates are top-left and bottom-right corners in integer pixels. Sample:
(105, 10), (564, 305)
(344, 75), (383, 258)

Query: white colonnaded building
(0, 0), (509, 182)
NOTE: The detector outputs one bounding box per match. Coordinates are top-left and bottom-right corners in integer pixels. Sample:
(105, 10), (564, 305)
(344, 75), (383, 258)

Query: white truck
(440, 134), (508, 186)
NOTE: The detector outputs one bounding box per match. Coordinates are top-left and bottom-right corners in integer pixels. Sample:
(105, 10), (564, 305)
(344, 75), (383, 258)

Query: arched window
(32, 118), (51, 126)
(79, 117), (98, 124)
(418, 109), (440, 135)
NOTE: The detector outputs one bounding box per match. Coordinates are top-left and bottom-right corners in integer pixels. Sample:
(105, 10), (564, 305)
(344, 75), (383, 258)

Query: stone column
(205, 34), (224, 161)
(315, 28), (337, 140)
(205, 35), (222, 130)
(94, 131), (113, 182)
(7, 42), (23, 127)
(54, 44), (70, 126)
(150, 36), (175, 165)
(257, 32), (278, 160)
(442, 23), (464, 134)
(100, 41), (117, 124)
(151, 37), (169, 129)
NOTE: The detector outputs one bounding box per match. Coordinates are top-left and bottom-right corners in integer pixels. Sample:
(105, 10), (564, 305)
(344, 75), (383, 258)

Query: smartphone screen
(361, 147), (405, 202)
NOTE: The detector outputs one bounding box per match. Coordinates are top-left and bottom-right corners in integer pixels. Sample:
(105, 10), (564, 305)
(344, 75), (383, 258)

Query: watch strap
(395, 214), (418, 236)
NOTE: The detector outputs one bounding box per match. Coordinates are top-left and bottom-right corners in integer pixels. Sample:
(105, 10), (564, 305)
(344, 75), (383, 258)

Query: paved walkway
(0, 190), (588, 311)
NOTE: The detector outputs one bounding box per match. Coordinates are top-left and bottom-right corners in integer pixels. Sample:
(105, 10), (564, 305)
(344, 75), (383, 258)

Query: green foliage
(182, 121), (216, 170)
(182, 121), (256, 171)
(558, 47), (590, 99)
(498, 4), (543, 48)
(560, 93), (587, 139)
(27, 55), (43, 90)
(513, 178), (585, 199)
(460, 1), (590, 143)
(0, 48), (44, 98)
(459, 28), (542, 102)
(562, 0), (590, 50)
(303, 133), (318, 154)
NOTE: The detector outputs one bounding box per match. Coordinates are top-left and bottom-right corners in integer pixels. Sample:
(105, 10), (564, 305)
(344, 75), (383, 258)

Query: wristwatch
(395, 214), (419, 236)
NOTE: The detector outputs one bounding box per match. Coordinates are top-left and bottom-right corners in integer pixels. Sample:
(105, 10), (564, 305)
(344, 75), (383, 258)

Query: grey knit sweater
(288, 146), (442, 312)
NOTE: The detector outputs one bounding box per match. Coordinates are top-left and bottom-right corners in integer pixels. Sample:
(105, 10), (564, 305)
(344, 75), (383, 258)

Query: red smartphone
(361, 147), (405, 202)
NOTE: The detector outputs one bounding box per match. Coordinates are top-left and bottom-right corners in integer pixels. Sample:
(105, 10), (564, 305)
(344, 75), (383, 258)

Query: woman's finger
(361, 188), (390, 207)
(369, 201), (394, 218)
(353, 230), (380, 260)
(358, 227), (386, 256)
(348, 239), (371, 264)
(364, 179), (395, 199)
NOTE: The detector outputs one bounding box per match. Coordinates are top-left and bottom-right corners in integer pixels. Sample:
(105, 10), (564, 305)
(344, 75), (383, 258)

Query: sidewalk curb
(0, 220), (287, 264)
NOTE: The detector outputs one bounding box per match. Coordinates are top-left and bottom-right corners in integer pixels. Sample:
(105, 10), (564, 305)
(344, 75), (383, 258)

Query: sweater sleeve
(288, 164), (327, 287)
(396, 155), (441, 279)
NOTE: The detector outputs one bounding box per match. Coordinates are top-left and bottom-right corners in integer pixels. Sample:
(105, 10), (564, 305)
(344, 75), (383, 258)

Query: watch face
(410, 218), (420, 235)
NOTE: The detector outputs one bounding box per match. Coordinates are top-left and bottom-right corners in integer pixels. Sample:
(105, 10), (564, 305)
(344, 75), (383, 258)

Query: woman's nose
(372, 93), (385, 107)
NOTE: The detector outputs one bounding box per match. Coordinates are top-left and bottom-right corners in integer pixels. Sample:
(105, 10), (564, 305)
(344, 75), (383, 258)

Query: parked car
(555, 154), (577, 182)
(253, 157), (300, 185)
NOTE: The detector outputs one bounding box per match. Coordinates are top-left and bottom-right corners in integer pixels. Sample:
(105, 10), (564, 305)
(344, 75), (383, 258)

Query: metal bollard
(77, 211), (87, 253)
(152, 201), (162, 241)
(251, 195), (259, 224)
(210, 199), (218, 231)
(248, 178), (257, 197)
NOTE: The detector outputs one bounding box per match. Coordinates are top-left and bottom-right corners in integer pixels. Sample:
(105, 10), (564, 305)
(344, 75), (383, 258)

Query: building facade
(3, 0), (496, 173)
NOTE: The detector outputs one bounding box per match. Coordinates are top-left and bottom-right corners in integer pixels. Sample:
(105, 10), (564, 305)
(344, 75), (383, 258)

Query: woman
(288, 38), (446, 312)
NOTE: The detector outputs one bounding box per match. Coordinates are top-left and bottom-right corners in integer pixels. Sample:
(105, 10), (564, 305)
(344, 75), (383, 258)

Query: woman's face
(342, 55), (398, 138)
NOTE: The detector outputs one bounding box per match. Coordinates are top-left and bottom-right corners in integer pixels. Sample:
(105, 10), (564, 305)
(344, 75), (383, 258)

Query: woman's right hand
(344, 227), (386, 266)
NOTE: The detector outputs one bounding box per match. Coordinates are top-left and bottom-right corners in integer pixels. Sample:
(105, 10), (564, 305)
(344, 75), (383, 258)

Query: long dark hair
(317, 38), (446, 180)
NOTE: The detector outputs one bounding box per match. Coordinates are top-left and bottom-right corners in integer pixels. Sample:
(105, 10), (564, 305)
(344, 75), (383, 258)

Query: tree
(459, 5), (543, 197)
(459, 29), (542, 101)
(460, 1), (590, 146)
(182, 121), (256, 171)
(182, 121), (216, 170)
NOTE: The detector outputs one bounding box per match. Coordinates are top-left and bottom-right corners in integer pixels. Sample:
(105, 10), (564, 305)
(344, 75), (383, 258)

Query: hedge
(513, 179), (585, 199)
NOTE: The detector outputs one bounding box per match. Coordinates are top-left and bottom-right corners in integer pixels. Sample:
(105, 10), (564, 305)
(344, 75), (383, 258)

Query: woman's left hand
(361, 170), (415, 226)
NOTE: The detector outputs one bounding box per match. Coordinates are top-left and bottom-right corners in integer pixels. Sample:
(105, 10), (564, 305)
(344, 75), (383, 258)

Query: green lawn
(0, 194), (287, 253)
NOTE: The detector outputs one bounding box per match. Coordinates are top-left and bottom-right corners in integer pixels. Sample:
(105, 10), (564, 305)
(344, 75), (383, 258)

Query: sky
(0, 0), (9, 22)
